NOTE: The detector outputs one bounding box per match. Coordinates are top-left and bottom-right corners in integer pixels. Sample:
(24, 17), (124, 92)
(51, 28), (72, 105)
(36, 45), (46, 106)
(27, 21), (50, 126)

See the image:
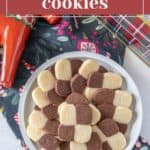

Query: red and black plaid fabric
(101, 15), (150, 65)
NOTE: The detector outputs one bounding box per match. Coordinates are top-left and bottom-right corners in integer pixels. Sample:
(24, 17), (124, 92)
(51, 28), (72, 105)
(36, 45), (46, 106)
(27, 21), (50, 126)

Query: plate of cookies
(19, 51), (143, 150)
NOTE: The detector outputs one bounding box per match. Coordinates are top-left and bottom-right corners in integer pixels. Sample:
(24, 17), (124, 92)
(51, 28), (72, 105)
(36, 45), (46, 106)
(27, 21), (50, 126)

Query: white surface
(124, 47), (150, 140)
(0, 113), (22, 150)
(0, 49), (149, 149)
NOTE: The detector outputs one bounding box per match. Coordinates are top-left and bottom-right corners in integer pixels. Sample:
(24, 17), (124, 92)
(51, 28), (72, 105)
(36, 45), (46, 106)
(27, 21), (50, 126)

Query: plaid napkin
(100, 15), (150, 66)
(0, 16), (149, 150)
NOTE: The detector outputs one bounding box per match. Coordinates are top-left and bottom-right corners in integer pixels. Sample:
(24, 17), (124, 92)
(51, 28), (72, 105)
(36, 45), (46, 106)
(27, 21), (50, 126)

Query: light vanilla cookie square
(113, 90), (132, 107)
(74, 125), (92, 143)
(32, 87), (50, 108)
(113, 106), (132, 124)
(59, 103), (76, 125)
(26, 125), (46, 142)
(55, 59), (72, 80)
(70, 141), (87, 150)
(28, 110), (48, 129)
(92, 126), (107, 143)
(107, 132), (126, 150)
(37, 70), (55, 92)
(78, 59), (99, 79)
(84, 87), (98, 101)
(103, 72), (123, 89)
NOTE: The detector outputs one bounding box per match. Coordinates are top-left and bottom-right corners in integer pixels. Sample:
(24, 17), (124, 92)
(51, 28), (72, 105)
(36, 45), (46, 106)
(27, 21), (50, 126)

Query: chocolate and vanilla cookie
(84, 71), (123, 100)
(58, 93), (101, 125)
(69, 132), (102, 150)
(92, 88), (132, 107)
(96, 119), (126, 150)
(58, 124), (92, 143)
(26, 58), (134, 150)
(54, 59), (83, 97)
(58, 102), (100, 125)
(71, 59), (107, 94)
(55, 59), (72, 97)
(28, 108), (59, 136)
(98, 103), (132, 124)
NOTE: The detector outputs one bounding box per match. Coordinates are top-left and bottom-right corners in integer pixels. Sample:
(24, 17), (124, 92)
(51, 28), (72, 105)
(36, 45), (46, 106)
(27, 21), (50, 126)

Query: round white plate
(19, 52), (143, 150)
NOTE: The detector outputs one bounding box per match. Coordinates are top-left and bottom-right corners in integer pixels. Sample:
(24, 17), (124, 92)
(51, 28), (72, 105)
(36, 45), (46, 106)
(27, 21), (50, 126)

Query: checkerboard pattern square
(101, 15), (150, 66)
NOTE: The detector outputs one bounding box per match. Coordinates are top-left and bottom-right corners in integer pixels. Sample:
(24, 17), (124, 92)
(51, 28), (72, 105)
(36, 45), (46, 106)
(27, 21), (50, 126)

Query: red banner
(0, 0), (149, 15)
(145, 0), (150, 14)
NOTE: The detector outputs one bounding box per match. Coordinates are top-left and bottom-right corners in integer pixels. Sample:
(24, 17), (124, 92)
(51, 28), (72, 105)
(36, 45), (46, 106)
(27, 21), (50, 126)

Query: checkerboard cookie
(84, 71), (123, 100)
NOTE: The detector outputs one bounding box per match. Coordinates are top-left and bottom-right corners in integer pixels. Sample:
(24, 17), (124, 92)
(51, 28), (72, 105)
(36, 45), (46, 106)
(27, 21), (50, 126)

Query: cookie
(107, 132), (126, 150)
(43, 120), (59, 136)
(58, 125), (92, 143)
(92, 88), (115, 105)
(58, 102), (67, 115)
(98, 66), (108, 73)
(89, 104), (101, 125)
(76, 104), (92, 124)
(98, 119), (119, 137)
(93, 89), (132, 107)
(54, 59), (72, 97)
(42, 104), (58, 120)
(113, 106), (132, 124)
(37, 70), (55, 92)
(98, 104), (132, 124)
(58, 125), (75, 141)
(59, 103), (76, 125)
(28, 108), (59, 136)
(70, 132), (102, 150)
(85, 72), (122, 101)
(26, 125), (46, 142)
(92, 88), (132, 107)
(32, 87), (50, 108)
(60, 142), (70, 150)
(70, 142), (87, 150)
(102, 142), (112, 150)
(71, 74), (87, 94)
(70, 59), (82, 76)
(87, 72), (103, 88)
(98, 119), (126, 150)
(55, 80), (71, 97)
(78, 59), (99, 79)
(59, 102), (99, 125)
(117, 123), (128, 134)
(59, 103), (93, 125)
(84, 87), (98, 101)
(74, 125), (92, 143)
(87, 72), (123, 89)
(113, 90), (132, 107)
(87, 132), (102, 150)
(28, 110), (48, 129)
(103, 72), (123, 89)
(98, 103), (115, 120)
(55, 59), (72, 81)
(38, 134), (60, 150)
(47, 89), (64, 105)
(66, 93), (88, 105)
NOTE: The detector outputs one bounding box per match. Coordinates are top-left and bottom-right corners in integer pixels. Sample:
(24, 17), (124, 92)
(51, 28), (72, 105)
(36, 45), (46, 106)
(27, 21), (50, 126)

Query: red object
(0, 15), (31, 88)
(0, 15), (62, 88)
(42, 15), (62, 25)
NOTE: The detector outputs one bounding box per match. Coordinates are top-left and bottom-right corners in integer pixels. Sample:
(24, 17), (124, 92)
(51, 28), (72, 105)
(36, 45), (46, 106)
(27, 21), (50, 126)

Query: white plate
(19, 52), (143, 150)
